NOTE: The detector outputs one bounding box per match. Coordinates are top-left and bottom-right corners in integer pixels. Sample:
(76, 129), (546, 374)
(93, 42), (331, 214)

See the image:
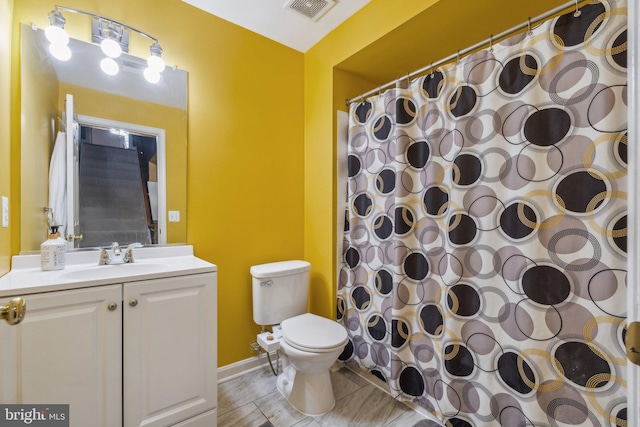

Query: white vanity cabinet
(0, 284), (123, 426)
(0, 253), (217, 427)
(123, 273), (217, 427)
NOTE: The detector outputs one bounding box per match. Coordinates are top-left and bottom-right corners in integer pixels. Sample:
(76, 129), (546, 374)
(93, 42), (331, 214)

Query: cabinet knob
(0, 297), (27, 325)
(129, 299), (138, 307)
(107, 302), (118, 311)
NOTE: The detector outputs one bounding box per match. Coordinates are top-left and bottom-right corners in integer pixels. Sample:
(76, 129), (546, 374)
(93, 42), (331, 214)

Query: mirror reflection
(20, 24), (188, 252)
(75, 117), (162, 247)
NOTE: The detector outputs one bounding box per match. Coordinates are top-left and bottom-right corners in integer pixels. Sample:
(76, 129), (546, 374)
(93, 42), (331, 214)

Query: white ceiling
(181, 0), (371, 52)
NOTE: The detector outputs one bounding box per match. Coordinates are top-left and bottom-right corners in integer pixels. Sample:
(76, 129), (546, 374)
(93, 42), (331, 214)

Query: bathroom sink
(0, 245), (217, 296)
(58, 262), (169, 281)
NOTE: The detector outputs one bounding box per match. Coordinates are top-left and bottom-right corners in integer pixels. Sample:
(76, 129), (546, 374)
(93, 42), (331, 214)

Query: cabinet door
(123, 273), (217, 427)
(0, 285), (122, 427)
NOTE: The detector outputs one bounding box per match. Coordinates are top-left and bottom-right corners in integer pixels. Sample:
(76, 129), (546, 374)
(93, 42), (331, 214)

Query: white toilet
(251, 260), (348, 416)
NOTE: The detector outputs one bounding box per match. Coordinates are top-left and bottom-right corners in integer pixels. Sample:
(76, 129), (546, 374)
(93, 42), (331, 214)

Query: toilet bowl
(250, 261), (348, 416)
(276, 313), (348, 416)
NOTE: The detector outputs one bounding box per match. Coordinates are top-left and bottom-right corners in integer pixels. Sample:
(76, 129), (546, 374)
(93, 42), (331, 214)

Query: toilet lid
(281, 313), (348, 351)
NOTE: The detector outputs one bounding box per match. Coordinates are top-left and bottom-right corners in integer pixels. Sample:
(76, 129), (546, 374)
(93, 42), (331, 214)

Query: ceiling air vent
(285, 0), (336, 22)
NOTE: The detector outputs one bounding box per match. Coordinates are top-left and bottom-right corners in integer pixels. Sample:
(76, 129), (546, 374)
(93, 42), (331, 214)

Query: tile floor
(217, 363), (442, 427)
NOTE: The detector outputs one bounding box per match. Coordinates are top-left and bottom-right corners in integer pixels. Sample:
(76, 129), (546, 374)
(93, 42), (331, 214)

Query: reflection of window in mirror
(78, 124), (159, 247)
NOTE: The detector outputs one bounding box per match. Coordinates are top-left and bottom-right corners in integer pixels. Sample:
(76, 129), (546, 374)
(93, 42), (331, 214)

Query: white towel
(48, 131), (67, 236)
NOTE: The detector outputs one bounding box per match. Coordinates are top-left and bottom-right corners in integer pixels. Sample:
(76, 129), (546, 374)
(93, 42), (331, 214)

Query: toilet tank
(251, 260), (311, 326)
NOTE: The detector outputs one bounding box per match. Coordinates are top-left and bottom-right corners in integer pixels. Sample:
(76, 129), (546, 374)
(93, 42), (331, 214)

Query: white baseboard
(217, 354), (271, 384)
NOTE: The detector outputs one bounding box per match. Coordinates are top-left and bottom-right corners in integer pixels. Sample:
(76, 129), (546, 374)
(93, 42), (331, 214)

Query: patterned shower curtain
(338, 1), (628, 425)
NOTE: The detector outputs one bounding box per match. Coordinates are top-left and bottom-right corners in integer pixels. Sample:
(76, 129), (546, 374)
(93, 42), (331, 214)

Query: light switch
(168, 210), (180, 222)
(2, 196), (8, 228)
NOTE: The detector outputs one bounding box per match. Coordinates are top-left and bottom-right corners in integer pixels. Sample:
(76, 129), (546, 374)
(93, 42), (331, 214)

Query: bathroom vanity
(0, 245), (217, 427)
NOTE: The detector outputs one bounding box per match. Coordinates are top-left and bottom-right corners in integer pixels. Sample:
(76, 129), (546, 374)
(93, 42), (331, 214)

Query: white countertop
(0, 245), (217, 297)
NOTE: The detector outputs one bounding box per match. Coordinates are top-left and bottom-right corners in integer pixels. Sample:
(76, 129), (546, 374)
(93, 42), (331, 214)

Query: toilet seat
(281, 313), (348, 353)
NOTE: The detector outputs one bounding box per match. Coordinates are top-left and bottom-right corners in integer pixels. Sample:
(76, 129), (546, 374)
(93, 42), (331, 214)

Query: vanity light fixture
(45, 5), (166, 83)
(143, 41), (164, 83)
(147, 41), (165, 73)
(45, 8), (71, 61)
(98, 21), (123, 59)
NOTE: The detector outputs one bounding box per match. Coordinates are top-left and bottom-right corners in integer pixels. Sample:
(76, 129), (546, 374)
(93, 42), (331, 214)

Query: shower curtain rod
(346, 0), (584, 106)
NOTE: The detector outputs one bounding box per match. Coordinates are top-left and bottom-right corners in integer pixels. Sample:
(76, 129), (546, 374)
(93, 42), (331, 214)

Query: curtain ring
(527, 17), (533, 36)
(574, 0), (582, 17)
(489, 34), (494, 53)
(430, 62), (434, 77)
(406, 73), (411, 83)
(456, 50), (460, 64)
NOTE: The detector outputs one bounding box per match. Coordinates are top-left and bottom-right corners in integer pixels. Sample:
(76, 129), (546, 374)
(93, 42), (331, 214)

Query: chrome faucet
(99, 248), (111, 265)
(112, 242), (122, 256)
(99, 242), (143, 265)
(124, 243), (143, 263)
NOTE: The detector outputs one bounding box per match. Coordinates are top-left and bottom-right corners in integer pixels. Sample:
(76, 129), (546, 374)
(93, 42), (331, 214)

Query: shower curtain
(338, 1), (628, 425)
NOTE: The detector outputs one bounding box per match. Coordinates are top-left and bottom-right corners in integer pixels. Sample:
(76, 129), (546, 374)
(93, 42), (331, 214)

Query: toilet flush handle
(261, 280), (273, 287)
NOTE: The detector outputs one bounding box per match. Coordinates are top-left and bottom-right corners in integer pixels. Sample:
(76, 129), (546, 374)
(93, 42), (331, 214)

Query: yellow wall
(11, 0), (305, 367)
(0, 0), (14, 275)
(58, 83), (188, 244)
(19, 26), (59, 251)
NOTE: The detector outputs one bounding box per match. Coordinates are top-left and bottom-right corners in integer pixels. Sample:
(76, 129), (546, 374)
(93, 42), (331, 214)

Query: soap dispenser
(41, 225), (67, 271)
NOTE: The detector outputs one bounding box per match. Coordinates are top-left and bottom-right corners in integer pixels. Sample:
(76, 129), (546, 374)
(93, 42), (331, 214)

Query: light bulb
(45, 25), (69, 46)
(100, 57), (119, 76)
(101, 38), (122, 58)
(46, 9), (68, 45)
(147, 55), (165, 73)
(49, 43), (71, 61)
(144, 67), (161, 84)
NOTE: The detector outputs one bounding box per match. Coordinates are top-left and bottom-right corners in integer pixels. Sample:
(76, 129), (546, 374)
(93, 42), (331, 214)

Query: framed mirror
(20, 24), (188, 252)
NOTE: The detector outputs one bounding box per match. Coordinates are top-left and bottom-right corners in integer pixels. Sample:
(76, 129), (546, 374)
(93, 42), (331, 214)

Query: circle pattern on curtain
(339, 1), (628, 425)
